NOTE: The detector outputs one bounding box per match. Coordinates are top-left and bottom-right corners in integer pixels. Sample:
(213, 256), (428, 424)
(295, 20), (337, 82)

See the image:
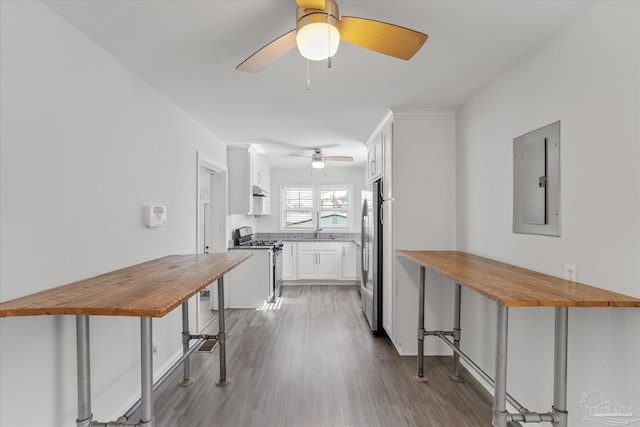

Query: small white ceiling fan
(289, 148), (353, 168)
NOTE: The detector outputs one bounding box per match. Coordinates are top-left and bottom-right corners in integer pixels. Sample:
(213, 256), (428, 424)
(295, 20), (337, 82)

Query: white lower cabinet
(296, 242), (339, 280)
(340, 243), (357, 280)
(297, 249), (338, 279)
(282, 242), (296, 280)
(297, 250), (318, 279)
(287, 241), (357, 281)
(226, 249), (270, 308)
(317, 251), (339, 279)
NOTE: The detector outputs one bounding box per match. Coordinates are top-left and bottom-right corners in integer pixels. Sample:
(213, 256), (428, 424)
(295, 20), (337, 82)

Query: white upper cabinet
(381, 119), (393, 199)
(366, 132), (384, 183)
(228, 145), (271, 215)
(252, 154), (271, 192)
(366, 114), (393, 194)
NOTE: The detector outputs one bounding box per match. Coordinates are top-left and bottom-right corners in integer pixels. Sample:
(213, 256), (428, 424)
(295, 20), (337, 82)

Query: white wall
(0, 2), (228, 426)
(456, 2), (640, 425)
(256, 167), (366, 233)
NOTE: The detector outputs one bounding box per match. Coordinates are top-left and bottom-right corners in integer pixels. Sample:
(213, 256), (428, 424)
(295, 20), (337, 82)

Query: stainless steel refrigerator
(361, 178), (384, 335)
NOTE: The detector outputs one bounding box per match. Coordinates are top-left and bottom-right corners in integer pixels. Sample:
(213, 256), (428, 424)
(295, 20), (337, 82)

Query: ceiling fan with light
(290, 148), (353, 169)
(236, 0), (428, 73)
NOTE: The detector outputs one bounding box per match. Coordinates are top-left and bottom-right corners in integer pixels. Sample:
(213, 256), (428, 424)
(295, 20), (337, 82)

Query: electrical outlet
(565, 264), (577, 281)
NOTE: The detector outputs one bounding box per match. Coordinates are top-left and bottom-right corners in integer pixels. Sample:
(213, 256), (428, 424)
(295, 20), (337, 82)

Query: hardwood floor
(149, 285), (493, 427)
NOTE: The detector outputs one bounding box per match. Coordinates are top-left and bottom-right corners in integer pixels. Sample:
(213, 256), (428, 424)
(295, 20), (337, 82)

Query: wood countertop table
(0, 252), (251, 427)
(397, 250), (640, 427)
(0, 253), (251, 318)
(397, 250), (640, 308)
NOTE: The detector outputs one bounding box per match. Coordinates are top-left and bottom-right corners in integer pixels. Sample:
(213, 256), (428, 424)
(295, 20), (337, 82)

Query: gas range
(240, 240), (281, 247)
(232, 227), (283, 250)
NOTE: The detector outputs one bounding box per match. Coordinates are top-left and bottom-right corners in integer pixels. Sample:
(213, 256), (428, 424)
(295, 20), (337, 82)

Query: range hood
(252, 185), (269, 197)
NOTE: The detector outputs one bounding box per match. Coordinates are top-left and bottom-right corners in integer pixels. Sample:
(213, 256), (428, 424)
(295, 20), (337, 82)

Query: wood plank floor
(149, 285), (493, 427)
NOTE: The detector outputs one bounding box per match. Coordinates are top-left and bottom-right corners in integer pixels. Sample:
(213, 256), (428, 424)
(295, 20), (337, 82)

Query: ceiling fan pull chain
(306, 59), (311, 90)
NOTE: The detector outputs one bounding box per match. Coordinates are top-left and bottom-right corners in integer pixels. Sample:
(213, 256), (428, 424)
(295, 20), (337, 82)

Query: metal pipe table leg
(416, 266), (427, 381)
(451, 283), (463, 382)
(76, 315), (93, 427)
(552, 307), (569, 427)
(140, 317), (154, 427)
(493, 304), (509, 427)
(179, 301), (194, 386)
(216, 276), (230, 387)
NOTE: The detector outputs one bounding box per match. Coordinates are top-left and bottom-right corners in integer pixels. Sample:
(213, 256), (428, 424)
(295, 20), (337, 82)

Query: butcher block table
(0, 253), (251, 427)
(397, 250), (640, 427)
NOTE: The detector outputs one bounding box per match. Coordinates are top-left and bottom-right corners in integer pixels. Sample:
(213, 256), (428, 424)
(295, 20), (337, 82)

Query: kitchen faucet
(316, 212), (322, 238)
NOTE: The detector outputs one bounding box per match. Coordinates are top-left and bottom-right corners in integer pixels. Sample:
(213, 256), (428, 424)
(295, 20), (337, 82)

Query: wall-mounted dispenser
(145, 205), (167, 228)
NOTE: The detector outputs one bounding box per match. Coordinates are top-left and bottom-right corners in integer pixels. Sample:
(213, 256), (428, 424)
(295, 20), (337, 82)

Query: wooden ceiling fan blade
(339, 16), (428, 60)
(236, 29), (297, 73)
(324, 156), (354, 162)
(288, 154), (312, 158)
(295, 0), (326, 10)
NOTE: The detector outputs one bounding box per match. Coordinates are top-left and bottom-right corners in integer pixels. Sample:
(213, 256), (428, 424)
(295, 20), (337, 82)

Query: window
(283, 187), (314, 228)
(319, 189), (349, 228)
(281, 185), (352, 230)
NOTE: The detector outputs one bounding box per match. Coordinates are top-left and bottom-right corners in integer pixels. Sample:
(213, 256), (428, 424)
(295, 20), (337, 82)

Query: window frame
(281, 186), (316, 230)
(280, 184), (354, 231)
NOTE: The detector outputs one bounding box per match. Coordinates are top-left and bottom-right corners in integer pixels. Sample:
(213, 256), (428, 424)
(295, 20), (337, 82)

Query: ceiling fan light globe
(311, 158), (325, 169)
(296, 22), (340, 61)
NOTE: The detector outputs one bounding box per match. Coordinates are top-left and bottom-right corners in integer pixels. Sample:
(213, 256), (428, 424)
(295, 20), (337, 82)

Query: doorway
(195, 151), (228, 333)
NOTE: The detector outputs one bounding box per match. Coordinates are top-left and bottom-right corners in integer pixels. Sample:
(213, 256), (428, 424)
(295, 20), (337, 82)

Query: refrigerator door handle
(361, 226), (368, 272)
(361, 200), (369, 285)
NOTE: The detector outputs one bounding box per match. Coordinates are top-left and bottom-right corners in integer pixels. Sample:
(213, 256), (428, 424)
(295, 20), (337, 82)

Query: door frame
(195, 151), (228, 333)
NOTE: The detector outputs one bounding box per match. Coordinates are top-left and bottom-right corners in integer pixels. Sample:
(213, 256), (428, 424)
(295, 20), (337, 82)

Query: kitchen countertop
(283, 238), (357, 242)
(256, 232), (360, 244)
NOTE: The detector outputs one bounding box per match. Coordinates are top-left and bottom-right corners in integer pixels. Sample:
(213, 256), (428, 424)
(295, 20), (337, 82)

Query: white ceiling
(44, 0), (591, 169)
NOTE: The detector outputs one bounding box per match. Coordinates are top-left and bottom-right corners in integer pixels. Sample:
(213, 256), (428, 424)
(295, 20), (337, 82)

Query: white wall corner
(390, 107), (457, 120)
(366, 109), (394, 144)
